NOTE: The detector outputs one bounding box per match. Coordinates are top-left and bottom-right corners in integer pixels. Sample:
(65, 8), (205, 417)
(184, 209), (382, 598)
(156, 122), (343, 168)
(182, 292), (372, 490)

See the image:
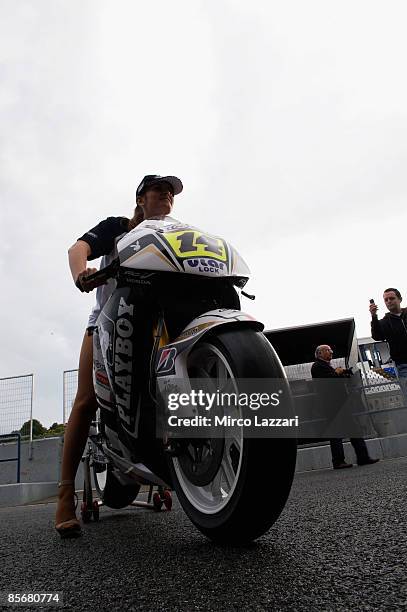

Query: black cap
(136, 175), (183, 198)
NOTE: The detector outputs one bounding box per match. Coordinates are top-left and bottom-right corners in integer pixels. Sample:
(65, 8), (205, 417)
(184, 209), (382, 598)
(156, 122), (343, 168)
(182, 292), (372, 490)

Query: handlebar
(79, 259), (119, 290)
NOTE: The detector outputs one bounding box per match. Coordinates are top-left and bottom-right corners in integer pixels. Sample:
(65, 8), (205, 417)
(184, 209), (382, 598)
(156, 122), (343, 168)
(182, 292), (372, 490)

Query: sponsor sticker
(95, 371), (110, 387)
(177, 322), (213, 340)
(157, 347), (177, 374)
(163, 231), (227, 261)
(183, 258), (226, 275)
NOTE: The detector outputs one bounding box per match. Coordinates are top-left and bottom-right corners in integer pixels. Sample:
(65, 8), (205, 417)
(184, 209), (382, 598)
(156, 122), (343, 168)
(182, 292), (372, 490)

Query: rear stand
(80, 452), (172, 524)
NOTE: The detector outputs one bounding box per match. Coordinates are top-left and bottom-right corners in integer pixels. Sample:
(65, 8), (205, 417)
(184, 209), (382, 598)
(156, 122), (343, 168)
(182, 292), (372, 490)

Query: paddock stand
(80, 451), (172, 524)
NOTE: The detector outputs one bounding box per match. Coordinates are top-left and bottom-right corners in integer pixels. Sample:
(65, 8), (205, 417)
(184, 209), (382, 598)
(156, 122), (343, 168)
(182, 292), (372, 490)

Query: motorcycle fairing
(96, 286), (156, 462)
(93, 329), (115, 411)
(116, 216), (251, 281)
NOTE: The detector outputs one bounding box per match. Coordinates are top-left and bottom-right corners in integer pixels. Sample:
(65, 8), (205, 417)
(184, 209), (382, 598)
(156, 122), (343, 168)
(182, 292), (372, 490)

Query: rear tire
(91, 410), (140, 509)
(93, 463), (140, 509)
(169, 328), (297, 544)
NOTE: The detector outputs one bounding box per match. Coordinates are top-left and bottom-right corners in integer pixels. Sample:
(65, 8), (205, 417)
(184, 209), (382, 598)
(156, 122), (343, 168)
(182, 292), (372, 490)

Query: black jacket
(371, 308), (407, 365)
(311, 359), (350, 427)
(311, 359), (341, 379)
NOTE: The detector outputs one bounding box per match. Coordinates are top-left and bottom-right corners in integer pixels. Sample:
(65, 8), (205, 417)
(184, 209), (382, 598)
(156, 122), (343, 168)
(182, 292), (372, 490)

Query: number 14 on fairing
(163, 230), (227, 261)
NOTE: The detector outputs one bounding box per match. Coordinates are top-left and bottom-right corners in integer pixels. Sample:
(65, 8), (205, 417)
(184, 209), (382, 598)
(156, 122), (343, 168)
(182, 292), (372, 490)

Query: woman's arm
(69, 217), (129, 292)
(68, 240), (97, 291)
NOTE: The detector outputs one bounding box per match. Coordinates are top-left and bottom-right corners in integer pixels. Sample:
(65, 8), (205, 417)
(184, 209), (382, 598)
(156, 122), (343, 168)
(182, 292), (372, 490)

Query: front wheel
(169, 328), (297, 544)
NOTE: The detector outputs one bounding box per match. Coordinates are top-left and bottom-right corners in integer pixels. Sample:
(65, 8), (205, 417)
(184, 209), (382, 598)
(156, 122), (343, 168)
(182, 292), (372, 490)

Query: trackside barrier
(265, 319), (407, 443)
(0, 433), (21, 483)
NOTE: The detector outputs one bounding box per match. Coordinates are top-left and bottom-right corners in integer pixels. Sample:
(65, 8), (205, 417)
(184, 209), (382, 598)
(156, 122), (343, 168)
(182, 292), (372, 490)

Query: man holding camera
(311, 345), (379, 469)
(370, 288), (407, 378)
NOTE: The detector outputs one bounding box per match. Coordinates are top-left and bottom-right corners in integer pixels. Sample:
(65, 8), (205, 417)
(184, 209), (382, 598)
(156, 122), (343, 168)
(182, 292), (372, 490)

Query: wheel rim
(173, 341), (244, 515)
(95, 467), (107, 493)
(92, 445), (108, 494)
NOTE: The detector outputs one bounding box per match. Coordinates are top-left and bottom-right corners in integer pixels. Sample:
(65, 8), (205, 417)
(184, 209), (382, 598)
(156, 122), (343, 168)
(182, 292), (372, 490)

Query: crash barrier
(265, 318), (407, 442)
(0, 437), (64, 486)
(284, 374), (407, 440)
(63, 369), (78, 425)
(0, 374), (34, 440)
(357, 369), (406, 437)
(0, 433), (21, 483)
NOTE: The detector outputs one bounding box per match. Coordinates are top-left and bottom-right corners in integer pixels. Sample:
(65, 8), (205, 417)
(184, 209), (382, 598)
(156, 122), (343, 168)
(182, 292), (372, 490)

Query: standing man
(370, 288), (407, 378)
(311, 345), (379, 469)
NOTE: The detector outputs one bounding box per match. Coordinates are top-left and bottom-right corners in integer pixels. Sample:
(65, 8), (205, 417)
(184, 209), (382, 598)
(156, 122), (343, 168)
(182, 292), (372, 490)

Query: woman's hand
(75, 268), (99, 292)
(68, 240), (97, 291)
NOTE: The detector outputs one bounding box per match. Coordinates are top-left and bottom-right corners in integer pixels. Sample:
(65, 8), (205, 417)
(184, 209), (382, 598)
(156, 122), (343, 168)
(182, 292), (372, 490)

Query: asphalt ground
(0, 457), (406, 612)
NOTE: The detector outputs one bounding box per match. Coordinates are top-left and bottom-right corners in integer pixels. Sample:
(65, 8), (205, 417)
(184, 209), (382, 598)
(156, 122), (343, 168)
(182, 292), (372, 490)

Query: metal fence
(0, 374), (34, 438)
(63, 369), (78, 425)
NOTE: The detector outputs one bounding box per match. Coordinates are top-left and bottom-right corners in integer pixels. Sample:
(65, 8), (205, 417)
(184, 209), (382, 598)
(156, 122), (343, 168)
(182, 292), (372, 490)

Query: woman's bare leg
(55, 331), (97, 526)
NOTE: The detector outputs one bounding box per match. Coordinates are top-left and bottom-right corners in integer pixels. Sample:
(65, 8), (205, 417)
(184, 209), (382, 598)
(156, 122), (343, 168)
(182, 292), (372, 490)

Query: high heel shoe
(55, 480), (82, 539)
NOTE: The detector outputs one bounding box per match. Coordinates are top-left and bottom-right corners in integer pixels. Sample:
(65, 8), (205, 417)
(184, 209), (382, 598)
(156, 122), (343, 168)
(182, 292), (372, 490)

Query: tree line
(11, 419), (65, 439)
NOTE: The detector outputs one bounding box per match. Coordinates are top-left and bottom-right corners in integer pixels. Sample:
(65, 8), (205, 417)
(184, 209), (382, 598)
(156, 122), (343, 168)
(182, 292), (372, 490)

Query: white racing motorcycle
(87, 216), (296, 544)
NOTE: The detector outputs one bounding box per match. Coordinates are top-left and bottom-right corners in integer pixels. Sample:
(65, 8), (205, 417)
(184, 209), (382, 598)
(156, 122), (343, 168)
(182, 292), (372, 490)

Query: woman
(55, 174), (183, 538)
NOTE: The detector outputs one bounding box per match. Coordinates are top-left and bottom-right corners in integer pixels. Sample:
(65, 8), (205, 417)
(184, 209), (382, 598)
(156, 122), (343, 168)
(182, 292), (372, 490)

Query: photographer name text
(167, 415), (299, 428)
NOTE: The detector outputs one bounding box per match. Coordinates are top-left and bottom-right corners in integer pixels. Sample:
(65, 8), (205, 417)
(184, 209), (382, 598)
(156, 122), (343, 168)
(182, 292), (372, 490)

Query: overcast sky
(1, 0), (407, 428)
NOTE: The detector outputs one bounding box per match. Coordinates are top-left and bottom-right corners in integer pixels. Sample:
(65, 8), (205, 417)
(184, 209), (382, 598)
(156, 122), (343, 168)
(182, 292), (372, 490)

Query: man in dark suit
(311, 345), (379, 469)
